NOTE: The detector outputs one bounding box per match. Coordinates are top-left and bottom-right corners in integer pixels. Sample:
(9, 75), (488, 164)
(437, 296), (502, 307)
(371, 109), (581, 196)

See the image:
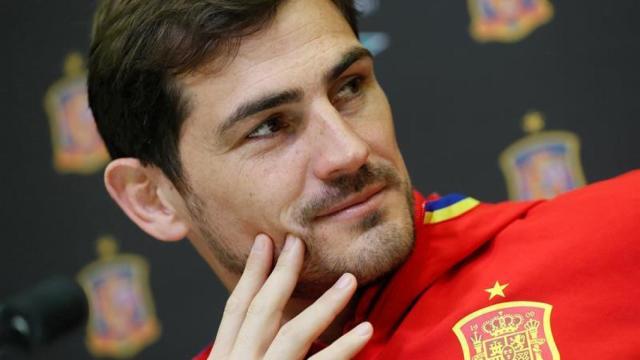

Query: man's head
(89, 0), (415, 296)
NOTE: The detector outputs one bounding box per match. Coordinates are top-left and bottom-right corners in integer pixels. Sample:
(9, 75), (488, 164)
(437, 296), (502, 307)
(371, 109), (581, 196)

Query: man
(88, 0), (640, 359)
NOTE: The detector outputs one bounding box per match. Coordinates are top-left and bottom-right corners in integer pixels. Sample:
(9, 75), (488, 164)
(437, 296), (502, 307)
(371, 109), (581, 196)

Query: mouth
(315, 184), (386, 222)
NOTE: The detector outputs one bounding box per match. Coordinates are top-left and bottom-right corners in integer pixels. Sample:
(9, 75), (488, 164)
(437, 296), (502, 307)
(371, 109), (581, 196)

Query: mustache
(296, 163), (402, 226)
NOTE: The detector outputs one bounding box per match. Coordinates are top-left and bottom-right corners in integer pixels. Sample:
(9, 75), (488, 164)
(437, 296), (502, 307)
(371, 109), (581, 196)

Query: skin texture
(104, 0), (415, 355)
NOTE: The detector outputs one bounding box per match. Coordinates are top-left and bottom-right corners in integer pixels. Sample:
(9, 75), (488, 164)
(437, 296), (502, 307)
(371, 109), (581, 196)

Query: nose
(310, 102), (370, 181)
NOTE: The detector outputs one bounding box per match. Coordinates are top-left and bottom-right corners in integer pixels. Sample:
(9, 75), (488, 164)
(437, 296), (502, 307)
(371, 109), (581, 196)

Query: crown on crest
(482, 311), (524, 337)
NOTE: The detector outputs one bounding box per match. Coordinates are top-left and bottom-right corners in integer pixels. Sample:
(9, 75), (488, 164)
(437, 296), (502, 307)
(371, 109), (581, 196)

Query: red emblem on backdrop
(77, 237), (161, 358)
(499, 111), (587, 200)
(468, 0), (554, 43)
(44, 52), (109, 174)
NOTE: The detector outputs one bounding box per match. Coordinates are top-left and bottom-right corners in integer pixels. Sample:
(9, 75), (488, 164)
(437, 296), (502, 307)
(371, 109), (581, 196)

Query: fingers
(307, 322), (373, 360)
(210, 234), (365, 360)
(209, 234), (273, 359)
(263, 273), (358, 360)
(229, 235), (305, 358)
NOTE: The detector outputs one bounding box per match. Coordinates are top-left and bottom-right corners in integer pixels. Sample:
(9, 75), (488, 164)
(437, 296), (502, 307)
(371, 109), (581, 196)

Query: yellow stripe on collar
(424, 195), (480, 224)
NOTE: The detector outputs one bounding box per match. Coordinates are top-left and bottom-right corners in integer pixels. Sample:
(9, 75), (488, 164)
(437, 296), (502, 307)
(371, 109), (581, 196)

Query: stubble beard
(292, 190), (415, 299)
(187, 163), (416, 298)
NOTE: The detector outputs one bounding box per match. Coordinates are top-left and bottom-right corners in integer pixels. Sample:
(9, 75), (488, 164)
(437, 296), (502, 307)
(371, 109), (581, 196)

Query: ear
(104, 158), (189, 242)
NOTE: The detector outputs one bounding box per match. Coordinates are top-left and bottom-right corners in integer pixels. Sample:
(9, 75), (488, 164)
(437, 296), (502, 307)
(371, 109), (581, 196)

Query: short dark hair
(88, 0), (359, 192)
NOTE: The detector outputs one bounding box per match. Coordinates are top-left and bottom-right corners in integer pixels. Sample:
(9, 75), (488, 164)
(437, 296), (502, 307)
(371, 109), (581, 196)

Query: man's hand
(207, 234), (373, 360)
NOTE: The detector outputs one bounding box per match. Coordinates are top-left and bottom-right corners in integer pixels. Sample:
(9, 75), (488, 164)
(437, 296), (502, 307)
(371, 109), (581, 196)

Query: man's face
(176, 0), (414, 296)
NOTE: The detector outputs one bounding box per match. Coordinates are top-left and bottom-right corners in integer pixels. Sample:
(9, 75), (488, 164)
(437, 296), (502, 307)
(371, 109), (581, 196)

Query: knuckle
(277, 321), (302, 342)
(316, 293), (340, 313)
(278, 322), (293, 337)
(246, 299), (266, 317)
(243, 259), (262, 275)
(273, 256), (291, 271)
(272, 261), (297, 282)
(229, 346), (260, 360)
(223, 295), (242, 315)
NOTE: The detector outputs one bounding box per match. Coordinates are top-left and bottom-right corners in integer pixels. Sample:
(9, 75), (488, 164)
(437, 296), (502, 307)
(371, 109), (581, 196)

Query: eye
(334, 76), (364, 102)
(247, 116), (289, 139)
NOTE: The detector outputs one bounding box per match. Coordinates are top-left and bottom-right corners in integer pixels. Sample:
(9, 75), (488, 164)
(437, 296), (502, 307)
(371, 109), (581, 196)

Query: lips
(315, 184), (386, 219)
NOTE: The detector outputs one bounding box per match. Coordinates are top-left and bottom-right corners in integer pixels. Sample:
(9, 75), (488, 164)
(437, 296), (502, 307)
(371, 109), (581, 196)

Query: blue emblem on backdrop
(499, 111), (587, 200)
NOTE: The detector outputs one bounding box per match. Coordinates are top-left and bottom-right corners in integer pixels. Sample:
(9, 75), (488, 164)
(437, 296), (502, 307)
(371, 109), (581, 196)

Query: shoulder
(560, 169), (639, 199)
(417, 170), (640, 242)
(419, 191), (539, 230)
(529, 170), (640, 219)
(497, 170), (640, 256)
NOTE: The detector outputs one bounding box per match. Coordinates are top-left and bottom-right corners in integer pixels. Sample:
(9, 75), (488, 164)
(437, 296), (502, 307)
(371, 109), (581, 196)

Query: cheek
(190, 167), (284, 242)
(355, 91), (402, 161)
(239, 149), (309, 223)
(369, 125), (404, 167)
(182, 154), (256, 225)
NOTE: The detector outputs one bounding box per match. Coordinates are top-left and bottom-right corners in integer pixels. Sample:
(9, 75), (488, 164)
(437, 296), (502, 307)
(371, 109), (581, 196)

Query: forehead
(233, 0), (355, 71)
(180, 0), (360, 122)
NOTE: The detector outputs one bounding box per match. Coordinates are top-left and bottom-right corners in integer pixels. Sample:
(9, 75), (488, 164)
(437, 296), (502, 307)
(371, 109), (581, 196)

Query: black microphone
(0, 276), (88, 351)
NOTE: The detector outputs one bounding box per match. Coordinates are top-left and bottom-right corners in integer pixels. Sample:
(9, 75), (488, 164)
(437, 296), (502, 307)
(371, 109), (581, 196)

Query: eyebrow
(218, 46), (374, 137)
(219, 89), (303, 135)
(325, 46), (373, 84)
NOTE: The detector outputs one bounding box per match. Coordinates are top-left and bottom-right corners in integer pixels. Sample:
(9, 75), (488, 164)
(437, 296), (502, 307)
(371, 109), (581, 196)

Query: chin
(293, 208), (415, 299)
(347, 212), (415, 284)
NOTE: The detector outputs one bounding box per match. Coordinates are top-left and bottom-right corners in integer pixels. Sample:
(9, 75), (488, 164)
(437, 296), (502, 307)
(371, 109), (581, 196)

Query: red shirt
(195, 170), (640, 359)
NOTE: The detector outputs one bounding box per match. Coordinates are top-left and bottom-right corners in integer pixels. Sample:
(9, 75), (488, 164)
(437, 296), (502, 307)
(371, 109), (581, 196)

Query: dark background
(1, 0), (638, 359)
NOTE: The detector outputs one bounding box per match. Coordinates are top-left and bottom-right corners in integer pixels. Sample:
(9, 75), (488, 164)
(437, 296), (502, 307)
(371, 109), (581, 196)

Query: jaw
(292, 188), (415, 297)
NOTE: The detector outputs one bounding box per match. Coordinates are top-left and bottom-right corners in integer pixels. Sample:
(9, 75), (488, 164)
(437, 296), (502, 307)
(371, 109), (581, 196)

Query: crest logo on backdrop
(77, 236), (161, 358)
(499, 111), (586, 201)
(468, 0), (554, 43)
(44, 52), (109, 174)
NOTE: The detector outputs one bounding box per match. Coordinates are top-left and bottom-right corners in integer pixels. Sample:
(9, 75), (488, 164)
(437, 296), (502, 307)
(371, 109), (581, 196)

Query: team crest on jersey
(453, 301), (560, 360)
(77, 236), (161, 358)
(468, 0), (554, 43)
(499, 111), (586, 201)
(44, 52), (109, 174)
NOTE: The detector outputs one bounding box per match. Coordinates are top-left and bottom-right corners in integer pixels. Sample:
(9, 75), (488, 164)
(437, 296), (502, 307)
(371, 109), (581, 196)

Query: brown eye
(247, 116), (289, 139)
(335, 76), (363, 100)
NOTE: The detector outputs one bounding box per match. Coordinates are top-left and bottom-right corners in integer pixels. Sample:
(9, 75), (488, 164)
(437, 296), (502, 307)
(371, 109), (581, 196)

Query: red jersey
(195, 170), (640, 359)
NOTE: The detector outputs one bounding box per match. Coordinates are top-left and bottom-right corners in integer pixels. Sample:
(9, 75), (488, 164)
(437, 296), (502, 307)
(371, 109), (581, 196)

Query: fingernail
(355, 322), (372, 336)
(252, 235), (266, 253)
(335, 273), (352, 289)
(283, 235), (296, 252)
